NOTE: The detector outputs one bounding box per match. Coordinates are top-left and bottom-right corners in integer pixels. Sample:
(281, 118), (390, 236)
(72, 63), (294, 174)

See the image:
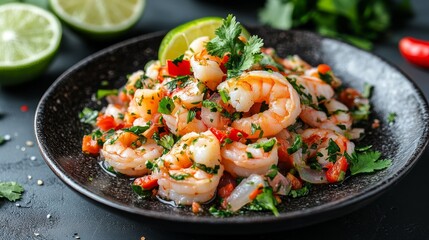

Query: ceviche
(80, 15), (391, 216)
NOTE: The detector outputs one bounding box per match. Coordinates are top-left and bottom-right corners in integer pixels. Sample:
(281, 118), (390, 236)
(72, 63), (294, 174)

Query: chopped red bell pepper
(326, 156), (349, 183)
(82, 135), (101, 155)
(167, 59), (191, 76)
(96, 115), (117, 131)
(209, 127), (247, 143)
(209, 127), (227, 143)
(133, 175), (159, 190)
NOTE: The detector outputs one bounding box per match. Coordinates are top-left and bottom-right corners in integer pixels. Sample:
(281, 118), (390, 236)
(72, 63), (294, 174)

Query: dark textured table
(1, 0), (429, 239)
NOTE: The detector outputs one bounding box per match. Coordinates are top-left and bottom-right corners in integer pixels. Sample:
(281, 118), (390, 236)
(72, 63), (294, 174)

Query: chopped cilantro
(96, 89), (118, 100)
(158, 97), (175, 114)
(187, 109), (196, 123)
(131, 184), (152, 199)
(287, 135), (302, 154)
(0, 182), (24, 202)
(351, 103), (371, 122)
(219, 89), (230, 103)
(337, 124), (346, 130)
(387, 112), (397, 124)
(0, 136), (5, 146)
(252, 138), (276, 152)
(355, 145), (372, 152)
(172, 54), (185, 66)
(327, 139), (340, 162)
(250, 123), (264, 137)
(194, 163), (220, 174)
(345, 149), (392, 176)
(122, 123), (151, 135)
(266, 165), (279, 180)
(206, 14), (264, 78)
(209, 206), (233, 217)
(363, 82), (373, 98)
(318, 72), (333, 85)
(246, 152), (254, 159)
(169, 173), (190, 181)
(156, 134), (176, 151)
(202, 100), (223, 112)
(79, 107), (99, 125)
(288, 185), (310, 198)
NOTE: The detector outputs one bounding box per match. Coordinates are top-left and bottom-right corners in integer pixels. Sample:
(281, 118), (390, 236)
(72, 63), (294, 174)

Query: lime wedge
(0, 3), (61, 85)
(159, 17), (223, 64)
(49, 0), (145, 39)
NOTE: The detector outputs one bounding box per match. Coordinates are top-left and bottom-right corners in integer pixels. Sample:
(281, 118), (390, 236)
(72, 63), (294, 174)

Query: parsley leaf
(187, 109), (196, 123)
(287, 135), (302, 154)
(252, 138), (277, 152)
(158, 97), (175, 114)
(157, 134), (176, 151)
(169, 173), (190, 181)
(209, 206), (233, 217)
(345, 150), (392, 175)
(387, 112), (397, 124)
(172, 54), (185, 65)
(202, 100), (223, 112)
(206, 14), (263, 78)
(250, 187), (279, 216)
(326, 139), (340, 162)
(0, 182), (24, 202)
(79, 107), (99, 125)
(288, 184), (310, 198)
(194, 163), (220, 174)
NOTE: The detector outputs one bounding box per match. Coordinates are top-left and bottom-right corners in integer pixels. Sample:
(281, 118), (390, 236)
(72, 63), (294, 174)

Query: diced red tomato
(82, 135), (100, 155)
(209, 127), (248, 143)
(118, 132), (139, 147)
(326, 156), (349, 183)
(276, 137), (294, 169)
(317, 64), (331, 74)
(167, 59), (191, 76)
(339, 88), (362, 109)
(133, 175), (159, 190)
(96, 115), (117, 131)
(218, 183), (235, 199)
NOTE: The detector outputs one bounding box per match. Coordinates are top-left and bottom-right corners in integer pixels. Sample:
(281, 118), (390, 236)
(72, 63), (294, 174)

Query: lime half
(158, 17), (250, 64)
(0, 3), (61, 85)
(49, 0), (145, 39)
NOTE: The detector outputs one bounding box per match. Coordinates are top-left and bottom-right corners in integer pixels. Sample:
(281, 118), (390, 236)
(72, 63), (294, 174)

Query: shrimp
(168, 76), (206, 109)
(217, 71), (301, 138)
(145, 60), (168, 83)
(200, 93), (231, 129)
(220, 138), (278, 177)
(162, 104), (207, 136)
(127, 88), (163, 122)
(184, 36), (209, 59)
(294, 75), (335, 103)
(154, 130), (224, 205)
(305, 67), (342, 88)
(300, 99), (352, 134)
(101, 130), (163, 177)
(299, 128), (355, 168)
(104, 103), (126, 123)
(281, 55), (312, 73)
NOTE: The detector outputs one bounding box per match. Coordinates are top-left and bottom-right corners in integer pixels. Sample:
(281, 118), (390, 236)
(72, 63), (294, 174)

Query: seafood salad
(80, 15), (391, 216)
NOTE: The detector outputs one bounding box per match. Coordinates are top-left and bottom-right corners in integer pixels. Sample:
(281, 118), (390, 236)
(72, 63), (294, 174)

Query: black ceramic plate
(35, 27), (429, 234)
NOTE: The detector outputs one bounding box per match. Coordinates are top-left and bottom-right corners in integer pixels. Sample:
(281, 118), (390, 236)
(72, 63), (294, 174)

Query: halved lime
(49, 0), (145, 39)
(0, 3), (62, 85)
(158, 17), (251, 64)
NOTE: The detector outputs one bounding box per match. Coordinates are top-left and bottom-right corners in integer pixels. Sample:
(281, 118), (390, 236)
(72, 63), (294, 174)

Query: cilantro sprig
(0, 182), (24, 202)
(345, 146), (392, 175)
(206, 14), (264, 78)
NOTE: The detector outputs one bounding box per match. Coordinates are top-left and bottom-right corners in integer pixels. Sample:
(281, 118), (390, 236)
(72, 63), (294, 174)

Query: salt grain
(21, 147), (26, 151)
(34, 232), (40, 237)
(28, 175), (32, 180)
(15, 203), (20, 207)
(30, 156), (37, 161)
(47, 214), (51, 219)
(4, 134), (11, 141)
(25, 141), (34, 147)
(37, 180), (43, 186)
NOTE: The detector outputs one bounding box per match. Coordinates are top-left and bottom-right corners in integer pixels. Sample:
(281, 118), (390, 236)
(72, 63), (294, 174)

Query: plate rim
(34, 28), (429, 226)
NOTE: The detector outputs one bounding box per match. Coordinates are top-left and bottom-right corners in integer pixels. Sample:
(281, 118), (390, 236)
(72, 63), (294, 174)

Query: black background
(1, 0), (429, 239)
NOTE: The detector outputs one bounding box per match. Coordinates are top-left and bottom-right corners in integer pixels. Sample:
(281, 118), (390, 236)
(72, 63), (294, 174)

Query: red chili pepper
(209, 127), (227, 143)
(133, 175), (158, 190)
(326, 156), (349, 183)
(96, 115), (117, 131)
(399, 37), (429, 68)
(167, 59), (191, 76)
(228, 128), (248, 141)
